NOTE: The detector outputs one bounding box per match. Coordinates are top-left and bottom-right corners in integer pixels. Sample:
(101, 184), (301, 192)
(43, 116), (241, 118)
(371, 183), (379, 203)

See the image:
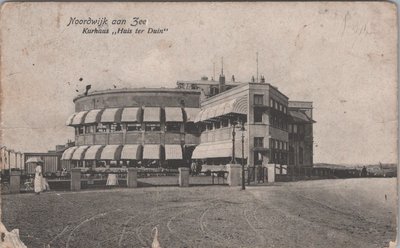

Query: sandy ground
(1, 178), (397, 248)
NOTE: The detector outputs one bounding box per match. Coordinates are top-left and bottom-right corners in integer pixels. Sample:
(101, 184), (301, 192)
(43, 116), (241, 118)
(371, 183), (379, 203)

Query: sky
(0, 2), (397, 164)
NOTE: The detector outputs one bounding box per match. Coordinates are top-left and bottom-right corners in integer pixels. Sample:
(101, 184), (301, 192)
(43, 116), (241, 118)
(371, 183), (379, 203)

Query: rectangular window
(214, 122), (221, 129)
(145, 123), (161, 131)
(221, 119), (229, 127)
(166, 122), (181, 132)
(283, 106), (287, 114)
(293, 124), (298, 133)
(254, 108), (263, 123)
(299, 147), (304, 164)
(77, 126), (84, 135)
(274, 101), (278, 110)
(270, 99), (274, 107)
(288, 124), (292, 133)
(254, 137), (264, 147)
(96, 123), (108, 133)
(110, 123), (122, 132)
(254, 94), (264, 105)
(206, 123), (213, 130)
(126, 123), (141, 131)
(85, 125), (95, 134)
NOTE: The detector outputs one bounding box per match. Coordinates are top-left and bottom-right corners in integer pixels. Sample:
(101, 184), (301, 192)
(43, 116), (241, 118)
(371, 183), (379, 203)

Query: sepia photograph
(0, 2), (397, 248)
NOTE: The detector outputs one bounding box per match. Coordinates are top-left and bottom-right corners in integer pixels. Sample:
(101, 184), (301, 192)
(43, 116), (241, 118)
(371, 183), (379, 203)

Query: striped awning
(84, 145), (104, 160)
(194, 96), (248, 122)
(121, 107), (140, 122)
(143, 145), (160, 159)
(100, 145), (122, 160)
(120, 145), (141, 160)
(61, 146), (78, 160)
(184, 108), (201, 122)
(65, 113), (76, 126)
(143, 107), (160, 122)
(84, 109), (103, 124)
(165, 107), (183, 122)
(71, 146), (89, 160)
(71, 111), (88, 125)
(164, 145), (182, 160)
(191, 140), (248, 159)
(101, 108), (120, 123)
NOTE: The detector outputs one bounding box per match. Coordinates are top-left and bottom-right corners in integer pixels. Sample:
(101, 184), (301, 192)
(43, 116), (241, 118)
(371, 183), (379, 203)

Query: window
(110, 123), (122, 132)
(283, 106), (287, 114)
(221, 119), (229, 127)
(293, 124), (298, 133)
(254, 108), (263, 123)
(254, 137), (264, 147)
(288, 124), (292, 133)
(270, 98), (274, 108)
(298, 124), (305, 134)
(166, 122), (181, 132)
(254, 94), (264, 105)
(96, 124), (108, 133)
(126, 123), (141, 131)
(274, 101), (278, 110)
(206, 123), (213, 130)
(289, 146), (294, 165)
(145, 123), (161, 131)
(85, 125), (95, 134)
(214, 122), (221, 129)
(76, 126), (84, 135)
(270, 138), (274, 149)
(299, 147), (304, 164)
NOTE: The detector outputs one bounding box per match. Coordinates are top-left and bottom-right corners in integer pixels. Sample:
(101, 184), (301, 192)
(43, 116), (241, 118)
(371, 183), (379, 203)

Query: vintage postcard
(0, 2), (397, 248)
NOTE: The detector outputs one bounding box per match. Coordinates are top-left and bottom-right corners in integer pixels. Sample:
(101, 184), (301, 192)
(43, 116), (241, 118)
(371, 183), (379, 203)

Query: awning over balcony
(70, 111), (88, 125)
(65, 113), (76, 126)
(84, 109), (103, 124)
(184, 108), (201, 122)
(191, 140), (248, 159)
(164, 145), (182, 160)
(121, 107), (140, 122)
(101, 108), (120, 123)
(143, 107), (160, 122)
(194, 96), (248, 122)
(143, 145), (160, 159)
(71, 146), (89, 160)
(84, 145), (104, 160)
(61, 146), (78, 160)
(289, 110), (315, 123)
(120, 145), (141, 160)
(165, 107), (183, 122)
(100, 145), (122, 160)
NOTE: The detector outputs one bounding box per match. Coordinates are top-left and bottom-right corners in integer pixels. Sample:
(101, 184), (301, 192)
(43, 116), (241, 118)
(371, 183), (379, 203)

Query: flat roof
(73, 87), (200, 102)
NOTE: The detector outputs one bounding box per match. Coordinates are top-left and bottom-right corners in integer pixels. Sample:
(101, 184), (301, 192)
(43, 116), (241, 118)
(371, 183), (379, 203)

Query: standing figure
(34, 163), (43, 194)
(190, 161), (197, 176)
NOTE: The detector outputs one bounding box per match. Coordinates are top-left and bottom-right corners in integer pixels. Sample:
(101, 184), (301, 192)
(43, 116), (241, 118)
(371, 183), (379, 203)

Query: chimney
(219, 57), (225, 93)
(219, 73), (225, 93)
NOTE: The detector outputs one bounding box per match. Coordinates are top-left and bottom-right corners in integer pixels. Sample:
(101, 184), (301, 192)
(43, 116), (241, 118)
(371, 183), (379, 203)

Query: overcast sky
(1, 2), (397, 164)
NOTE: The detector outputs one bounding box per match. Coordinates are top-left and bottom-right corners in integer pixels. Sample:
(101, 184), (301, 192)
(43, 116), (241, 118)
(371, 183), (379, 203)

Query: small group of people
(190, 161), (202, 176)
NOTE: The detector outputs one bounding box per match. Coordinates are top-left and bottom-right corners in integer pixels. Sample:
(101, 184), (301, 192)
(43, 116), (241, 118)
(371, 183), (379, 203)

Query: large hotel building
(61, 72), (315, 178)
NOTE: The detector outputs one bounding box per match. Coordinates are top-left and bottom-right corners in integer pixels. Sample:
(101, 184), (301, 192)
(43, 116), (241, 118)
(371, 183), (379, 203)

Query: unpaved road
(1, 178), (396, 248)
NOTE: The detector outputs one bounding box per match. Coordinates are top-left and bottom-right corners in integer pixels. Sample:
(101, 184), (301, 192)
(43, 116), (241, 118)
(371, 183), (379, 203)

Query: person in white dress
(34, 163), (43, 194)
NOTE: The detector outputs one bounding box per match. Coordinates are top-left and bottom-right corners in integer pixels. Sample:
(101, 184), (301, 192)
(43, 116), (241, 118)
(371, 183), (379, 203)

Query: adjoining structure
(61, 72), (315, 180)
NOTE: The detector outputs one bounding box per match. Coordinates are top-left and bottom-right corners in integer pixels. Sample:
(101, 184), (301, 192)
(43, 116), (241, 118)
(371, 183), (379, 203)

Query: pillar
(9, 170), (21, 194)
(267, 164), (275, 183)
(71, 168), (81, 191)
(127, 168), (138, 188)
(179, 167), (189, 187)
(226, 164), (241, 186)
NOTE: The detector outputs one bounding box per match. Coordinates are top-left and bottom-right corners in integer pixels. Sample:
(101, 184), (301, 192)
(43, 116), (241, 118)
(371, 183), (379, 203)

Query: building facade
(62, 75), (315, 177)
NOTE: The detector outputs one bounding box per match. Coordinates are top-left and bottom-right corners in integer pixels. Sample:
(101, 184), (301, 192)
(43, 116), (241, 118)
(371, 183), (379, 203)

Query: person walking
(34, 163), (43, 194)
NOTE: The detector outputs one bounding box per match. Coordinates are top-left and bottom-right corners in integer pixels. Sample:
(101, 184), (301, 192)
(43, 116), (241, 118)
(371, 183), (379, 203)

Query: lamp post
(231, 121), (237, 164)
(240, 123), (246, 190)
